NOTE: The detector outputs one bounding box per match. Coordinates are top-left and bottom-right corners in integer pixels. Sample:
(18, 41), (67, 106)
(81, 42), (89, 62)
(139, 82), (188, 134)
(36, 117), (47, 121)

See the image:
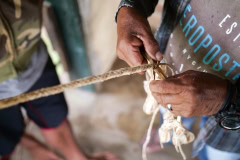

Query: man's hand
(116, 7), (162, 67)
(150, 70), (228, 117)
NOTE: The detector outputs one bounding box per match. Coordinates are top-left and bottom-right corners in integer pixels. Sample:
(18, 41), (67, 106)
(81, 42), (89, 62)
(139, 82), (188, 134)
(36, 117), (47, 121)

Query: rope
(142, 107), (159, 160)
(0, 63), (169, 109)
(141, 59), (195, 160)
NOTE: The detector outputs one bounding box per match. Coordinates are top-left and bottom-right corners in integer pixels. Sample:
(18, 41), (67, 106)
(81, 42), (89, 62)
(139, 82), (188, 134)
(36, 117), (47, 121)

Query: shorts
(0, 58), (68, 156)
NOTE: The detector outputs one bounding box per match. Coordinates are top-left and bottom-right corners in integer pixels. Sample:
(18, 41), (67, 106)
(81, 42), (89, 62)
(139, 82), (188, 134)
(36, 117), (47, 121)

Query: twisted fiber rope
(0, 63), (169, 109)
(142, 63), (195, 160)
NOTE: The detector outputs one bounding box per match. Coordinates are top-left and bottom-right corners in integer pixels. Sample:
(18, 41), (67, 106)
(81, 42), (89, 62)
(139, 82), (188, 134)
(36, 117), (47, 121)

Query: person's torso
(164, 0), (240, 83)
(0, 0), (43, 82)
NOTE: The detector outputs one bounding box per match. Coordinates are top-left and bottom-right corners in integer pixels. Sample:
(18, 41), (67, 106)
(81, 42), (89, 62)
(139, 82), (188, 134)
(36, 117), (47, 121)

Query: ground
(11, 59), (198, 160)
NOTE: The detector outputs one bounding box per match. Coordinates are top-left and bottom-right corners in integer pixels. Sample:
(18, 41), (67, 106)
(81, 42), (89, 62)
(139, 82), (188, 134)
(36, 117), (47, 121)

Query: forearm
(116, 0), (159, 22)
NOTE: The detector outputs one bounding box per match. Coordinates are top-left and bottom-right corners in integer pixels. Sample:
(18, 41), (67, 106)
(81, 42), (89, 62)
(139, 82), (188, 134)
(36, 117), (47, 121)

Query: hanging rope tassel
(141, 56), (195, 160)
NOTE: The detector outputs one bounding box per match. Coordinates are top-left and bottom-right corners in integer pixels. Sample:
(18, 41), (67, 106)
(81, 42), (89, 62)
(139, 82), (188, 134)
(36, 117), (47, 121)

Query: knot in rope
(141, 56), (195, 160)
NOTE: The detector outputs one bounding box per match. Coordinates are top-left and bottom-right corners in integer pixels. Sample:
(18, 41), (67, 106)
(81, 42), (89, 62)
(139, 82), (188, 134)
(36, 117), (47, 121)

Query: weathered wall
(78, 0), (164, 75)
(78, 0), (120, 75)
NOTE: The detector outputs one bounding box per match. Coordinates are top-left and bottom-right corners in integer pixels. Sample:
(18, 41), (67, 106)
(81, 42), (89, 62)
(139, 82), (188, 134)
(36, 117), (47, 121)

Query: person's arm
(149, 70), (228, 117)
(116, 0), (159, 22)
(116, 0), (162, 67)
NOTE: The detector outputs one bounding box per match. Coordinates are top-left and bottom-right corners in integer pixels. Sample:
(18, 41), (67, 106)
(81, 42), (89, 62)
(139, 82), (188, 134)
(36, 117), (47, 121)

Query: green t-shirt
(0, 0), (43, 82)
(0, 0), (48, 99)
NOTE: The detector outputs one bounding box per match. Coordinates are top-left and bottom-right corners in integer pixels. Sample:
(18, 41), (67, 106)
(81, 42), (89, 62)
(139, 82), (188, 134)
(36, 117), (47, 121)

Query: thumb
(136, 33), (162, 61)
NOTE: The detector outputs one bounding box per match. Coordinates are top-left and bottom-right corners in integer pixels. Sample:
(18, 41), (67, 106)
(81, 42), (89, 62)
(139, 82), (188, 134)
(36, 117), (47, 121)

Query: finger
(150, 79), (184, 94)
(135, 33), (162, 61)
(118, 50), (134, 66)
(166, 104), (195, 118)
(117, 47), (142, 67)
(117, 49), (126, 61)
(164, 104), (184, 116)
(127, 45), (144, 66)
(174, 109), (194, 118)
(152, 93), (182, 106)
(168, 70), (191, 79)
(130, 34), (143, 46)
(118, 36), (145, 66)
(171, 109), (182, 116)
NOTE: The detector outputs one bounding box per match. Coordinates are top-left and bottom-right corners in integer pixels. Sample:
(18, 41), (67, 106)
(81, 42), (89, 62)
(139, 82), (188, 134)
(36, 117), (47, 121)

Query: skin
(20, 120), (119, 160)
(150, 71), (227, 117)
(117, 7), (162, 67)
(116, 7), (228, 117)
(2, 1), (119, 159)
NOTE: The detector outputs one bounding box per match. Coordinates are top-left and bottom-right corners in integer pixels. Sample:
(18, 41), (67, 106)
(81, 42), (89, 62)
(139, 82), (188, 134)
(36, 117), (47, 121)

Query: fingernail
(156, 52), (162, 61)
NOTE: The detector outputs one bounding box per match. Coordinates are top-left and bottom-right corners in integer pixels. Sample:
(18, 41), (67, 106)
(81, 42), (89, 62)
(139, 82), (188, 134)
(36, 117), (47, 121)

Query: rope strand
(0, 63), (169, 109)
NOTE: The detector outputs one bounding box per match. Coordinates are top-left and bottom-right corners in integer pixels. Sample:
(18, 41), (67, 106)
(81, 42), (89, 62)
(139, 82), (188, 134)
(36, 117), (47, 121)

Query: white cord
(142, 108), (160, 160)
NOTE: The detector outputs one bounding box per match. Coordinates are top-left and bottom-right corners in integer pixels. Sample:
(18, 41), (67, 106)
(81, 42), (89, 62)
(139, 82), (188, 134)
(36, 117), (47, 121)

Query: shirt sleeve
(115, 0), (159, 22)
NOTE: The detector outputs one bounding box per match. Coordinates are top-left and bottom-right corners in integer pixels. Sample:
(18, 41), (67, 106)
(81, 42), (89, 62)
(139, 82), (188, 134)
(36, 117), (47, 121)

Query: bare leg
(20, 119), (118, 160)
(40, 119), (119, 160)
(40, 120), (87, 160)
(20, 134), (62, 160)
